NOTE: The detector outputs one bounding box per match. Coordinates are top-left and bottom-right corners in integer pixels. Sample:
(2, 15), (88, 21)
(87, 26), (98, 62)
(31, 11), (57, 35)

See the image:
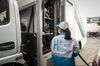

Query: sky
(74, 0), (100, 31)
(75, 0), (100, 21)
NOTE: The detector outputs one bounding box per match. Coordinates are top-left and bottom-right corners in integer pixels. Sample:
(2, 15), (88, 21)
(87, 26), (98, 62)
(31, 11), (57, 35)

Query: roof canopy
(17, 0), (36, 10)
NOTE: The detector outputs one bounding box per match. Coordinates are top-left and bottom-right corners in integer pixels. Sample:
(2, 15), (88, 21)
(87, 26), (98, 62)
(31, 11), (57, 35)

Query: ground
(76, 37), (100, 66)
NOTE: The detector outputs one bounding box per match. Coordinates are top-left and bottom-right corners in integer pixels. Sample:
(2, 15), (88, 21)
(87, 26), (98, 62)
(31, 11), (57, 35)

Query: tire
(1, 63), (23, 66)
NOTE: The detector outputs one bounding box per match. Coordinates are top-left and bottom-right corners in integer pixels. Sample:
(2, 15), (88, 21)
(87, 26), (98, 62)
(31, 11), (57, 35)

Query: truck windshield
(0, 0), (9, 25)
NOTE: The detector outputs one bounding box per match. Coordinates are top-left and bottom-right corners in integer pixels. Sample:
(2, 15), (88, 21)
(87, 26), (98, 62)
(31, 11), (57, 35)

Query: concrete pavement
(75, 37), (100, 66)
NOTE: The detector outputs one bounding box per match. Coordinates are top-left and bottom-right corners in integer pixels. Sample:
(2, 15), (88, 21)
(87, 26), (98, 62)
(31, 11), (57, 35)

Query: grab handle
(0, 41), (15, 51)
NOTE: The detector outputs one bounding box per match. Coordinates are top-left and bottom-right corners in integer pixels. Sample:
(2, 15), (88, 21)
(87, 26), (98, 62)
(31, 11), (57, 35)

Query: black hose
(78, 54), (90, 66)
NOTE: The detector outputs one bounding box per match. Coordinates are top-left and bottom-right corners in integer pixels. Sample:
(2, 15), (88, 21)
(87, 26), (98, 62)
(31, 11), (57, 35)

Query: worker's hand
(73, 47), (79, 53)
(72, 47), (79, 57)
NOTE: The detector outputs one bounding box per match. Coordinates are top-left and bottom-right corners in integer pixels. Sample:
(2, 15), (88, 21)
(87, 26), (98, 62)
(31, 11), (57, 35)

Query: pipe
(78, 54), (90, 66)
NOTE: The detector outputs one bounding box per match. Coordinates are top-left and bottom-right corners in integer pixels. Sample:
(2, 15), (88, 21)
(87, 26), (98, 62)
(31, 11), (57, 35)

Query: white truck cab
(0, 0), (25, 66)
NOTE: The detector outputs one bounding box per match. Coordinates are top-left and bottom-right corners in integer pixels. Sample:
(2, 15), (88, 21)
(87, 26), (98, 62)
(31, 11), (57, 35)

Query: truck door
(0, 0), (17, 58)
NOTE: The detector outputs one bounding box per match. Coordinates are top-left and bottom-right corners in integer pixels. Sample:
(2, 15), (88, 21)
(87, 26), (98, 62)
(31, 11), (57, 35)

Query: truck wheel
(9, 64), (17, 66)
(79, 41), (82, 49)
(2, 63), (23, 66)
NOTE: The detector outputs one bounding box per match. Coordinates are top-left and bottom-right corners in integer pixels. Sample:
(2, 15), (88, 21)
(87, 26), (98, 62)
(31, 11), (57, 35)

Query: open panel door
(0, 0), (17, 58)
(65, 0), (75, 38)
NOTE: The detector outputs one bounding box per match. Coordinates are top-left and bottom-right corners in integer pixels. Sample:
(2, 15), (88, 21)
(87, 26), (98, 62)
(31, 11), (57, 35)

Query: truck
(0, 0), (87, 66)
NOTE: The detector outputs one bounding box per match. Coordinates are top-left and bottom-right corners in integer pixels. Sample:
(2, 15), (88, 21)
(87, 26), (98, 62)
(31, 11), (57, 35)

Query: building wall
(87, 23), (100, 32)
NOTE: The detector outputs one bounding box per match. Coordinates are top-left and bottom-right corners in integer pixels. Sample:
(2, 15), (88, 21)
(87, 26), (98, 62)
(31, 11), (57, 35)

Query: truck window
(0, 0), (9, 25)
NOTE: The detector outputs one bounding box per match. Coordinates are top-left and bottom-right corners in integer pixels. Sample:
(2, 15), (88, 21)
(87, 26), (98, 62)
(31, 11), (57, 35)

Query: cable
(78, 54), (90, 66)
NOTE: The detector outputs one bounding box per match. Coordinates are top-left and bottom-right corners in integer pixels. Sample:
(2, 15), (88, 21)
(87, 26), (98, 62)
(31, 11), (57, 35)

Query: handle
(0, 41), (15, 51)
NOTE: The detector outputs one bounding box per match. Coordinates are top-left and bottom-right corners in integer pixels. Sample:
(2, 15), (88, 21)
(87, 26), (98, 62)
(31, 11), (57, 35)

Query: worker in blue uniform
(51, 21), (79, 66)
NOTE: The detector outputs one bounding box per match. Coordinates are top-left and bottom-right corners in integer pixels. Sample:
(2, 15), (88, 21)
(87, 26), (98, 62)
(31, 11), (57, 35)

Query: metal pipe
(79, 54), (90, 66)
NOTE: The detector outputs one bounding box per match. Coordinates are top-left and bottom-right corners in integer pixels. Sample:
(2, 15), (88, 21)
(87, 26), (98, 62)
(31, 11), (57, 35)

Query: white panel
(65, 1), (75, 38)
(65, 0), (83, 40)
(17, 0), (36, 10)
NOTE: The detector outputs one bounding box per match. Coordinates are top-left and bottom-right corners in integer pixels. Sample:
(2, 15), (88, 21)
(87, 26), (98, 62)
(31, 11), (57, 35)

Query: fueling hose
(78, 53), (90, 66)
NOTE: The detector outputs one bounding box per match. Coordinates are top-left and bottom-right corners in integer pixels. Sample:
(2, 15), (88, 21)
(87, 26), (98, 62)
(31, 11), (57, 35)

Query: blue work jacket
(51, 34), (79, 66)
